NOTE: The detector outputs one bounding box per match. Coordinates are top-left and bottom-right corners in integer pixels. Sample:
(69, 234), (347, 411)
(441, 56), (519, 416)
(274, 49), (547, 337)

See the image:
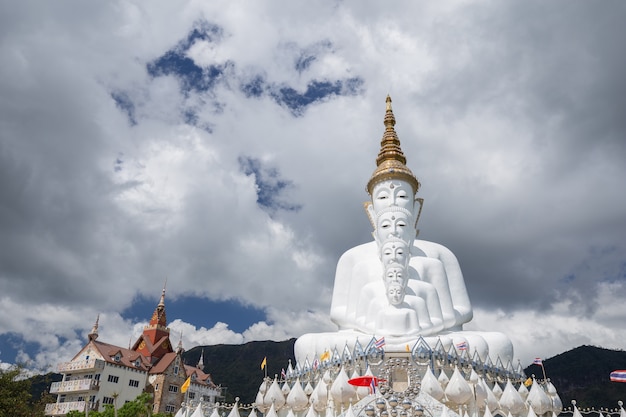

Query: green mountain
(183, 339), (297, 404)
(526, 345), (626, 410)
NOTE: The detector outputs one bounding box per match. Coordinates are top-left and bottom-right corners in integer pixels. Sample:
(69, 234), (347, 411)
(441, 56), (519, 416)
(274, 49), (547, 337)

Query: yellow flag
(181, 377), (191, 393)
(320, 350), (330, 362)
(261, 357), (267, 370)
(524, 377), (532, 387)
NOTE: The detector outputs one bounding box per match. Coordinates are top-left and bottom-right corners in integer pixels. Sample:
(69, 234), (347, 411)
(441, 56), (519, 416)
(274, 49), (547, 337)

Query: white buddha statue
(294, 96), (513, 366)
(330, 97), (471, 333)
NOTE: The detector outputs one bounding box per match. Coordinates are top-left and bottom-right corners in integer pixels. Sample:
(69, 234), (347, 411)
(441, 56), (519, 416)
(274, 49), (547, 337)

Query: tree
(0, 364), (33, 417)
(66, 393), (171, 417)
(32, 388), (57, 417)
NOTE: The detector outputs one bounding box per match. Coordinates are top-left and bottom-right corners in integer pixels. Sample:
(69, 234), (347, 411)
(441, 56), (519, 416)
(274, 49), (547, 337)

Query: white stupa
(253, 96), (562, 417)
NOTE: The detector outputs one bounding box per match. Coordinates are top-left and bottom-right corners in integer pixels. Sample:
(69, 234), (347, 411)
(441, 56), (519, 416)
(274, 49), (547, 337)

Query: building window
(165, 405), (176, 413)
(103, 397), (115, 405)
(94, 374), (101, 380)
(174, 365), (179, 375)
(108, 375), (119, 383)
(155, 383), (159, 391)
(168, 385), (179, 393)
(114, 354), (121, 362)
(129, 379), (139, 387)
(188, 392), (195, 399)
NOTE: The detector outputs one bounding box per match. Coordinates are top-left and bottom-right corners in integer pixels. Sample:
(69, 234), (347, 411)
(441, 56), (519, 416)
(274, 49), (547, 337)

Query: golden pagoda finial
(366, 96), (420, 195)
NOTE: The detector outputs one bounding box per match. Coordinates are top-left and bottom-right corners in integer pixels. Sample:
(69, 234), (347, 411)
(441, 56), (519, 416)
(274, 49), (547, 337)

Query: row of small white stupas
(251, 367), (560, 417)
(245, 338), (564, 417)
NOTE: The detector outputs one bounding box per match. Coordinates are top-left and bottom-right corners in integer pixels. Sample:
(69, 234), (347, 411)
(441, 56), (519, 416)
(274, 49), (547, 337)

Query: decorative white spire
(88, 315), (99, 341)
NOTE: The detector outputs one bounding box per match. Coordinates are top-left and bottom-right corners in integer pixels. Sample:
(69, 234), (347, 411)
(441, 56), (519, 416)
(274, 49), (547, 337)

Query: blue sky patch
(271, 77), (363, 116)
(111, 91), (137, 126)
(241, 75), (266, 98)
(0, 332), (46, 367)
(178, 21), (223, 50)
(238, 156), (301, 214)
(147, 53), (232, 95)
(123, 294), (266, 334)
(146, 20), (229, 95)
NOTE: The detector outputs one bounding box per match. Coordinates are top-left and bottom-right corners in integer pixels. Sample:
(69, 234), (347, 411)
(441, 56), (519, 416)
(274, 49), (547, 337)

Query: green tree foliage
(65, 393), (171, 417)
(32, 389), (57, 417)
(0, 364), (33, 417)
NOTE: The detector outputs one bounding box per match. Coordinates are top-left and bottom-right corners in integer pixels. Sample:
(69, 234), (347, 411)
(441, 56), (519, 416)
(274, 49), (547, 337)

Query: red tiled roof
(149, 352), (179, 374)
(91, 340), (151, 371)
(184, 364), (219, 388)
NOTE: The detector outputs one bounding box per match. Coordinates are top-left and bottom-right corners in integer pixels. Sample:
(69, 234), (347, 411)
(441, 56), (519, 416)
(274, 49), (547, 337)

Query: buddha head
(374, 206), (414, 244)
(383, 261), (408, 305)
(386, 282), (405, 306)
(380, 237), (410, 266)
(371, 179), (414, 212)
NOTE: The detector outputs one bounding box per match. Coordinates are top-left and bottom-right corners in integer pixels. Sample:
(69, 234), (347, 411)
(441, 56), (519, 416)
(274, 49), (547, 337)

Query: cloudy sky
(1, 1), (625, 375)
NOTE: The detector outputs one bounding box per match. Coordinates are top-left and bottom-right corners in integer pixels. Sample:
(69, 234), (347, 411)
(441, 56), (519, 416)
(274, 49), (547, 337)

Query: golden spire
(366, 96), (420, 195)
(150, 282), (168, 328)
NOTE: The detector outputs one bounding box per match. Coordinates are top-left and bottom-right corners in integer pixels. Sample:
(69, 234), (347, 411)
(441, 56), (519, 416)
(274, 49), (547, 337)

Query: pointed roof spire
(177, 332), (184, 353)
(88, 315), (99, 341)
(158, 278), (167, 308)
(150, 281), (168, 328)
(366, 95), (420, 195)
(197, 349), (205, 370)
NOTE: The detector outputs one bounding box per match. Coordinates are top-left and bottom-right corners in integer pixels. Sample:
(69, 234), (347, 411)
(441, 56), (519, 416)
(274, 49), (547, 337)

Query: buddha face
(385, 264), (406, 285)
(372, 180), (415, 213)
(386, 282), (405, 306)
(375, 209), (412, 243)
(380, 239), (410, 266)
(384, 262), (407, 305)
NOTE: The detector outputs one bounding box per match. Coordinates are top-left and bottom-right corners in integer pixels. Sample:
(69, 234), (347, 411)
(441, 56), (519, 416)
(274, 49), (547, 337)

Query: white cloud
(1, 0), (626, 379)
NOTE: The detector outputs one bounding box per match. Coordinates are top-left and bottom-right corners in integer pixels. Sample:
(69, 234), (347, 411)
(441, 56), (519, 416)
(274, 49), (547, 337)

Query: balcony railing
(50, 378), (100, 394)
(45, 401), (85, 416)
(56, 358), (105, 373)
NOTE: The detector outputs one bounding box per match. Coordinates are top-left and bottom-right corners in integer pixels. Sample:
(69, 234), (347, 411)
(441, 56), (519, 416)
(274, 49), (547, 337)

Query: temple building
(44, 289), (221, 416)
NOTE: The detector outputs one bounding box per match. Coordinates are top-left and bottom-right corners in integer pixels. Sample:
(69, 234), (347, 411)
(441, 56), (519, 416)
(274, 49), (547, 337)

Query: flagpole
(184, 388), (190, 417)
(541, 363), (547, 381)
